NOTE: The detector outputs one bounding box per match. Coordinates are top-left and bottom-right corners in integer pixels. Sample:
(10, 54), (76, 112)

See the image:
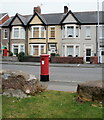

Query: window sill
(30, 38), (46, 39)
(85, 37), (91, 40)
(49, 38), (55, 39)
(3, 38), (8, 40)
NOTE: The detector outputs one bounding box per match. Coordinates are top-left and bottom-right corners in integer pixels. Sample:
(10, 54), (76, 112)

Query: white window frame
(12, 44), (25, 55)
(85, 26), (91, 39)
(30, 44), (46, 56)
(64, 25), (80, 38)
(62, 44), (80, 57)
(12, 26), (25, 39)
(99, 25), (104, 39)
(31, 26), (46, 38)
(3, 29), (8, 39)
(50, 26), (55, 38)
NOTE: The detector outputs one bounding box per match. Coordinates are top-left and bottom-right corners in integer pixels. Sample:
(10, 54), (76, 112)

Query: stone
(77, 80), (104, 103)
(1, 70), (47, 98)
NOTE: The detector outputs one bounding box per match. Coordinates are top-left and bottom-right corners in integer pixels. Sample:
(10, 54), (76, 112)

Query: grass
(2, 90), (103, 118)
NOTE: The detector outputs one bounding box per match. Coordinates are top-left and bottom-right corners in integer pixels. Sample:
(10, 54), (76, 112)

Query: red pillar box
(40, 54), (49, 82)
(3, 49), (7, 56)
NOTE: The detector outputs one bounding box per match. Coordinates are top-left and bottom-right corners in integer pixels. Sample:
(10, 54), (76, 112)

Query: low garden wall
(23, 56), (40, 62)
(2, 56), (18, 62)
(50, 56), (83, 64)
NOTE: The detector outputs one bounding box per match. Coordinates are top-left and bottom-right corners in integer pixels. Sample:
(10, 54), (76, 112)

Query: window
(86, 49), (91, 56)
(41, 27), (45, 38)
(85, 26), (91, 39)
(41, 46), (44, 54)
(13, 45), (18, 55)
(33, 46), (39, 55)
(62, 46), (65, 56)
(12, 27), (25, 39)
(20, 28), (25, 39)
(63, 25), (80, 38)
(67, 46), (73, 57)
(31, 26), (45, 38)
(75, 46), (79, 57)
(67, 26), (74, 37)
(99, 26), (104, 39)
(76, 27), (79, 37)
(33, 27), (39, 38)
(12, 44), (25, 55)
(20, 45), (24, 52)
(14, 28), (19, 38)
(50, 27), (55, 38)
(3, 29), (8, 39)
(101, 51), (104, 56)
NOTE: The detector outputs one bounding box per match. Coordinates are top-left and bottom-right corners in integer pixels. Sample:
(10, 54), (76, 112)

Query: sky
(0, 0), (104, 16)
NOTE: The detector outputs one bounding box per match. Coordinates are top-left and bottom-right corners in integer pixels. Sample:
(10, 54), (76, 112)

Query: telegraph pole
(97, 0), (100, 63)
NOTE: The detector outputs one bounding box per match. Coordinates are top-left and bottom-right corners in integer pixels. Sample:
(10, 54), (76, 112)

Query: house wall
(11, 17), (23, 25)
(1, 28), (9, 49)
(30, 16), (43, 24)
(63, 14), (77, 23)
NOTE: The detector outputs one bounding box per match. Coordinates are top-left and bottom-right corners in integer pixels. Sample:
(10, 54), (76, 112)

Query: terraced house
(0, 13), (9, 50)
(1, 6), (104, 63)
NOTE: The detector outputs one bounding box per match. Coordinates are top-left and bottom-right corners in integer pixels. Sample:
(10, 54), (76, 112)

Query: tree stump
(77, 81), (104, 103)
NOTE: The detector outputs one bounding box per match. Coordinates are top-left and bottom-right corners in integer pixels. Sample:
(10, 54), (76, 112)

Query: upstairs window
(33, 27), (39, 38)
(31, 26), (45, 38)
(67, 26), (74, 37)
(50, 27), (55, 38)
(12, 27), (25, 39)
(99, 26), (104, 39)
(63, 25), (80, 38)
(85, 26), (91, 39)
(76, 27), (79, 37)
(3, 29), (8, 39)
(14, 28), (19, 38)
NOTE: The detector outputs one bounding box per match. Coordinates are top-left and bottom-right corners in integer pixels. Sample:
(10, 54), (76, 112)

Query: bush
(18, 52), (25, 62)
(9, 51), (13, 56)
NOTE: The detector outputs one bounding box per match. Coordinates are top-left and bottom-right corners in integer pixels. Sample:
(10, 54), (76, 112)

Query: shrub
(18, 52), (25, 62)
(9, 51), (13, 56)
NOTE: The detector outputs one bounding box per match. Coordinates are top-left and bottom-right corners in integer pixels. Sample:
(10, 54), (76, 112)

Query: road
(2, 64), (102, 85)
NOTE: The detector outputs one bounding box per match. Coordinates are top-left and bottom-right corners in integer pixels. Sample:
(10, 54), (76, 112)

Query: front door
(100, 50), (104, 63)
(86, 49), (91, 62)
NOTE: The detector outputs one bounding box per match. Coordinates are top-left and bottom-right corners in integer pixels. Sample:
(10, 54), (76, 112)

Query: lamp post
(97, 0), (100, 63)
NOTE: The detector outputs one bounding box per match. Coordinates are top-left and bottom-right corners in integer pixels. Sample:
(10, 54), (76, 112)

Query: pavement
(1, 61), (103, 68)
(1, 61), (103, 92)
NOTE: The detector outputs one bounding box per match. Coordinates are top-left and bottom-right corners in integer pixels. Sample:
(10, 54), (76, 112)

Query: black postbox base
(40, 75), (49, 82)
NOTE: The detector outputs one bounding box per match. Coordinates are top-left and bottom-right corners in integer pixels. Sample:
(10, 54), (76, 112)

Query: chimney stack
(34, 6), (41, 14)
(64, 6), (68, 13)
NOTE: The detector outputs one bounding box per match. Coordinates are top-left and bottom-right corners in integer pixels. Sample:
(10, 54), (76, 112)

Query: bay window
(31, 26), (45, 38)
(12, 44), (25, 55)
(12, 27), (25, 39)
(63, 25), (80, 38)
(62, 44), (80, 57)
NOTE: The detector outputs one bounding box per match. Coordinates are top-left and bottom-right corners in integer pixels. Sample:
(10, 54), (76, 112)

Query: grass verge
(2, 90), (103, 118)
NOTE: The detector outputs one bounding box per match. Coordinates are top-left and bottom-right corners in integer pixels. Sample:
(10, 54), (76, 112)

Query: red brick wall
(90, 56), (98, 64)
(51, 56), (83, 64)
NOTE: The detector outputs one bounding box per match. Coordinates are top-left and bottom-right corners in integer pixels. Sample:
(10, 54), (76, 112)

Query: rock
(3, 89), (27, 98)
(1, 70), (47, 98)
(77, 81), (104, 103)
